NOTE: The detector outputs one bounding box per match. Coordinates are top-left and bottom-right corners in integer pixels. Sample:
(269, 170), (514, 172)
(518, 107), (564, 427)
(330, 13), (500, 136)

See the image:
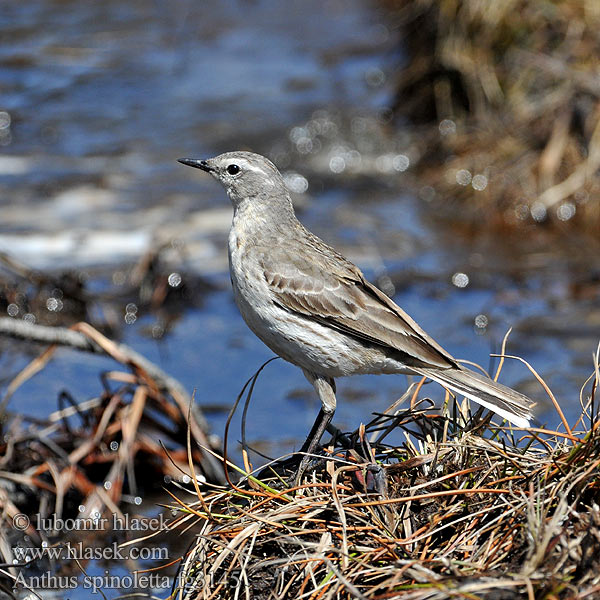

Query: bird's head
(178, 151), (289, 209)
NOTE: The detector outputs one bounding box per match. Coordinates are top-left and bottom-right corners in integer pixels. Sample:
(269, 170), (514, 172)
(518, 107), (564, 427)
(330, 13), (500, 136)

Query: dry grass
(385, 0), (600, 230)
(0, 322), (222, 552)
(169, 355), (600, 600)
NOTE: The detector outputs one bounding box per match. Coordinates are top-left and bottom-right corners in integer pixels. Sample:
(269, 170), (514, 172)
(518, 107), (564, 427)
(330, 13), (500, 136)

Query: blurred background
(1, 0), (600, 458)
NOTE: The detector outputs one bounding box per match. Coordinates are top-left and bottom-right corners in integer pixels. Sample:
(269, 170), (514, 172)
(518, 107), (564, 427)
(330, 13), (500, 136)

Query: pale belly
(228, 237), (406, 378)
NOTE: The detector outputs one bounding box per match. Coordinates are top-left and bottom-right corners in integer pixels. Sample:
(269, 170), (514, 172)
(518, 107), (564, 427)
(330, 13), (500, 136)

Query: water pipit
(179, 152), (534, 475)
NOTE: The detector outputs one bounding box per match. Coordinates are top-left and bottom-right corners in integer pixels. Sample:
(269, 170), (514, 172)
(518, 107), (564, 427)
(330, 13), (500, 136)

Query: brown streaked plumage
(178, 151), (534, 477)
(258, 243), (455, 369)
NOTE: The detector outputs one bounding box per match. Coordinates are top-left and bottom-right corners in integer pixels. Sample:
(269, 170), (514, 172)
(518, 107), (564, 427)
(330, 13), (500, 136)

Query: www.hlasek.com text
(13, 541), (168, 562)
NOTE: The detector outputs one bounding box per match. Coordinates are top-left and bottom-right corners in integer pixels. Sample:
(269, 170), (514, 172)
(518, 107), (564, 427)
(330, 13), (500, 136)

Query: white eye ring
(226, 164), (240, 176)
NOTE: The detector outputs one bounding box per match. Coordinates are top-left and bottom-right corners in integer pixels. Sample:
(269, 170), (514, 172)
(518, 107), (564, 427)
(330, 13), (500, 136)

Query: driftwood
(0, 317), (224, 484)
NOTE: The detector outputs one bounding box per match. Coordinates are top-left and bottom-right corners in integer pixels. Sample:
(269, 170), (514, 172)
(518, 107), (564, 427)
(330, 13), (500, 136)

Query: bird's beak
(177, 158), (213, 172)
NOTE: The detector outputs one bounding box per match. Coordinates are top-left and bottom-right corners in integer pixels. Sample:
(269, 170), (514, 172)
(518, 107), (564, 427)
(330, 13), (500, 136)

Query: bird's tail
(411, 366), (534, 428)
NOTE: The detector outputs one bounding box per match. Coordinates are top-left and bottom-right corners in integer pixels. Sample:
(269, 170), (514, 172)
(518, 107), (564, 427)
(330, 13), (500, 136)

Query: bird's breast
(227, 227), (403, 377)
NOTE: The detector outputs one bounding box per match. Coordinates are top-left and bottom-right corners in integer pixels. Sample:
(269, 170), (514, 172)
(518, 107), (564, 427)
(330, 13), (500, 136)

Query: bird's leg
(295, 371), (336, 483)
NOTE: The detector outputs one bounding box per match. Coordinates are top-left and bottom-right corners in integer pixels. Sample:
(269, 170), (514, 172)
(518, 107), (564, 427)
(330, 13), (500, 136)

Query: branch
(0, 317), (224, 483)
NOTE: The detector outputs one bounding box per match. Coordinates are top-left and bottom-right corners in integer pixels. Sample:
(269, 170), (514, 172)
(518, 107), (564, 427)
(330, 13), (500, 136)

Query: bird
(178, 151), (534, 475)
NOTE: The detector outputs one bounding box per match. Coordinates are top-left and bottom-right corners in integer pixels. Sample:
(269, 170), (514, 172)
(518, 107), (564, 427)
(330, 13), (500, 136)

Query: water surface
(1, 0), (598, 596)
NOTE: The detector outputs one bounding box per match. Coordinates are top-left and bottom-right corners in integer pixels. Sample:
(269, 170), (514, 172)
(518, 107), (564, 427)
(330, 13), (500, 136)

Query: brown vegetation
(0, 321), (222, 556)
(386, 0), (600, 230)
(169, 353), (600, 599)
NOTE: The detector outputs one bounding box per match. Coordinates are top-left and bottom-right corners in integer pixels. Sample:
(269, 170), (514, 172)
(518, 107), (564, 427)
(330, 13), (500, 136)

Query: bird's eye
(226, 164), (240, 175)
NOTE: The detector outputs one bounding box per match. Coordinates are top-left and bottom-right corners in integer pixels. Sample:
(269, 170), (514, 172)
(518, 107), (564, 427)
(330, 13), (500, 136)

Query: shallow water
(1, 0), (599, 597)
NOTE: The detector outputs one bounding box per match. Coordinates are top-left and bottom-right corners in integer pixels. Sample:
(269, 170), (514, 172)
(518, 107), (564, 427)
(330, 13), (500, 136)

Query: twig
(0, 317), (223, 483)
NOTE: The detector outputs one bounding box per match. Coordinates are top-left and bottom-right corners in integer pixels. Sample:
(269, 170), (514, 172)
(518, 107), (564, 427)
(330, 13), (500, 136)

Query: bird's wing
(258, 245), (457, 369)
